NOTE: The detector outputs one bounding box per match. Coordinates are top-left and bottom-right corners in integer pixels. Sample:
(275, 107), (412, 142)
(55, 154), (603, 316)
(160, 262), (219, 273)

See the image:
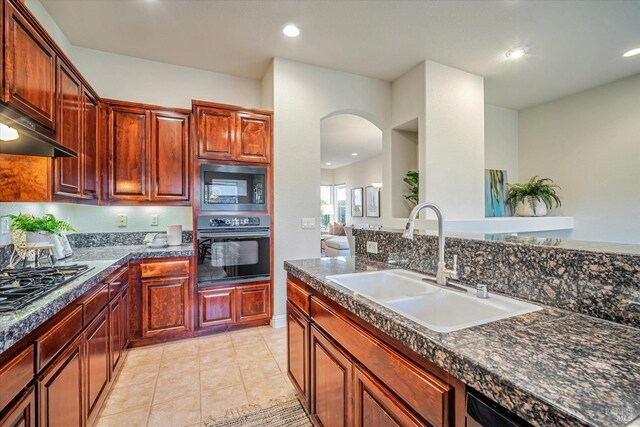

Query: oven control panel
(197, 215), (270, 230)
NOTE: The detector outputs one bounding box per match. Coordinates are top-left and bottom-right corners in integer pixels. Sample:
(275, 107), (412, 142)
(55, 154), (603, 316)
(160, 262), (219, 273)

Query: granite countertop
(284, 256), (640, 427)
(0, 244), (194, 354)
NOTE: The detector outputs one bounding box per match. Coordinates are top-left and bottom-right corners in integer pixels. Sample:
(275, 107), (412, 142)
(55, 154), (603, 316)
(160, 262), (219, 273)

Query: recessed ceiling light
(623, 47), (640, 57)
(325, 162), (331, 166)
(282, 24), (300, 38)
(505, 47), (528, 59)
(351, 153), (358, 156)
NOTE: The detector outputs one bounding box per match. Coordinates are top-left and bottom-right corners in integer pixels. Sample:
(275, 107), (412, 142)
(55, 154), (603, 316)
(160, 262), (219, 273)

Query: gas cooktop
(0, 264), (93, 313)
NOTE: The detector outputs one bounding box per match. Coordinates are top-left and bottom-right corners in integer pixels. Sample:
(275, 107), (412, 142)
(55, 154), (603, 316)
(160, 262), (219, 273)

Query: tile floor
(95, 326), (294, 427)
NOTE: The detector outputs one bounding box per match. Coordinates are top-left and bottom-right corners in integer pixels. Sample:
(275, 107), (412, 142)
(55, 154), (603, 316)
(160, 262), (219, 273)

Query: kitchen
(0, 0), (638, 426)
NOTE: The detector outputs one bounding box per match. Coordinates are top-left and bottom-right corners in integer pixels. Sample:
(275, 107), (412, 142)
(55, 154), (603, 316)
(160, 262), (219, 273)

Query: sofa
(322, 223), (369, 257)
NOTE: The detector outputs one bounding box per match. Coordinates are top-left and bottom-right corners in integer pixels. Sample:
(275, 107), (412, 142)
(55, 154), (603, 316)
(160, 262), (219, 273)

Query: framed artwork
(351, 187), (363, 217)
(484, 169), (511, 217)
(365, 186), (380, 217)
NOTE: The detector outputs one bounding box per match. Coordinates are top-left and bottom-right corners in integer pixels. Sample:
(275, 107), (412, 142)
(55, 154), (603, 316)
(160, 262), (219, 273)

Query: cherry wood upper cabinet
(3, 0), (57, 129)
(107, 105), (149, 201)
(235, 112), (271, 163)
(53, 60), (83, 196)
(150, 111), (189, 201)
(195, 105), (235, 160)
(82, 89), (99, 199)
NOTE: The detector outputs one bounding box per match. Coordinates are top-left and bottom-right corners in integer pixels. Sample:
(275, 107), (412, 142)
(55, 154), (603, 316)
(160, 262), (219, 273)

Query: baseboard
(270, 314), (286, 329)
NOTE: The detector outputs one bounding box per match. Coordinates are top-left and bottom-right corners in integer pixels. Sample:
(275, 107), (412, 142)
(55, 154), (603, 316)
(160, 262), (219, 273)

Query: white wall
(485, 104), (518, 183)
(332, 155), (383, 227)
(519, 73), (640, 244)
(271, 58), (391, 317)
(391, 130), (418, 218)
(320, 169), (334, 186)
(25, 0), (73, 54)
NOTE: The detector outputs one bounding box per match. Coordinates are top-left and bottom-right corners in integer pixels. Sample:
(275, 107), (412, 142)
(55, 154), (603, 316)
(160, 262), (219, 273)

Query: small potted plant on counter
(3, 213), (76, 246)
(507, 176), (561, 217)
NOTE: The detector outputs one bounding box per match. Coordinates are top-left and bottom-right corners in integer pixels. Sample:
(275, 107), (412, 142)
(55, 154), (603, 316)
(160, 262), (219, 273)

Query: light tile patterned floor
(95, 326), (292, 427)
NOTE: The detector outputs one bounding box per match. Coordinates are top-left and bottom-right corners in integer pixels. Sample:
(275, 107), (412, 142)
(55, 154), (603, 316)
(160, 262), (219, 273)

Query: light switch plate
(366, 241), (378, 254)
(301, 218), (316, 229)
(117, 214), (128, 228)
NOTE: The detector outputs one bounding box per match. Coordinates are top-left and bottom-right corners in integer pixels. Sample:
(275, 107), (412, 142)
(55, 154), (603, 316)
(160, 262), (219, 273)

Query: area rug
(204, 396), (312, 427)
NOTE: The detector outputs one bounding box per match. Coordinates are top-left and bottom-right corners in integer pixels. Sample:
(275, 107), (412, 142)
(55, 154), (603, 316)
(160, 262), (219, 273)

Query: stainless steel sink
(326, 269), (541, 333)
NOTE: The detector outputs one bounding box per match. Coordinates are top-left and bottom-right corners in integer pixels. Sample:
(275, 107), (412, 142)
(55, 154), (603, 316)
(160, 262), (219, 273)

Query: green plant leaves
(507, 176), (562, 212)
(403, 170), (419, 206)
(2, 213), (76, 235)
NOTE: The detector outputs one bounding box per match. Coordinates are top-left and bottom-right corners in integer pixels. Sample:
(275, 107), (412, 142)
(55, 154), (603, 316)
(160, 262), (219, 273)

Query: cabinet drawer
(36, 305), (83, 371)
(108, 267), (129, 299)
(140, 260), (189, 279)
(0, 345), (35, 410)
(83, 284), (109, 326)
(287, 277), (311, 315)
(311, 297), (451, 427)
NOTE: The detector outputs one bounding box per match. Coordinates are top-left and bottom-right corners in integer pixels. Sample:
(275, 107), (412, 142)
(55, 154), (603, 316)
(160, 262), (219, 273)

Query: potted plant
(507, 176), (561, 217)
(3, 213), (76, 245)
(403, 170), (419, 207)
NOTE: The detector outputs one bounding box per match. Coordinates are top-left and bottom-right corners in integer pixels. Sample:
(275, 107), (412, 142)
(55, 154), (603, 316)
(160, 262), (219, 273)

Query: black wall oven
(200, 164), (267, 212)
(196, 215), (270, 287)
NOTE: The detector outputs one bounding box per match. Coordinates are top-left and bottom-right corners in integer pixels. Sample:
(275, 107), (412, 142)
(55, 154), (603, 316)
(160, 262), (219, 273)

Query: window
(335, 184), (346, 224)
(320, 185), (333, 230)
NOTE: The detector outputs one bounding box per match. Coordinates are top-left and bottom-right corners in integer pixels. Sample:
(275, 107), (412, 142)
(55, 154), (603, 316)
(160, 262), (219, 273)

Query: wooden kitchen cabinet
(235, 111), (271, 163)
(0, 386), (36, 427)
(141, 276), (190, 338)
(81, 88), (99, 199)
(3, 0), (57, 129)
(310, 325), (353, 427)
(287, 301), (310, 409)
(198, 287), (236, 327)
(193, 101), (272, 164)
(53, 59), (83, 196)
(38, 334), (84, 427)
(236, 282), (270, 323)
(84, 308), (109, 425)
(150, 110), (190, 201)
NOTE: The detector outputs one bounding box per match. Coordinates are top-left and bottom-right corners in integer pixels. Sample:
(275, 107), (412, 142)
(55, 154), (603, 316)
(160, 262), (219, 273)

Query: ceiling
(40, 0), (640, 110)
(321, 115), (382, 169)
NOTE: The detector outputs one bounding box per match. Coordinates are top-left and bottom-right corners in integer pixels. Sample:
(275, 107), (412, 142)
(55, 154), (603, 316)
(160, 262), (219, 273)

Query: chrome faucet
(402, 202), (459, 286)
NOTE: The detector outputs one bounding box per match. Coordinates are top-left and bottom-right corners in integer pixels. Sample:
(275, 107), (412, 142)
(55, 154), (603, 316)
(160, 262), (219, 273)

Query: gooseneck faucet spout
(402, 202), (459, 286)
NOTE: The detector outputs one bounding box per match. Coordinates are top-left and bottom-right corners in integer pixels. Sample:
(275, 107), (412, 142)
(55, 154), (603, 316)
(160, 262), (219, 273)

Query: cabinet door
(287, 302), (309, 409)
(84, 309), (109, 425)
(150, 111), (189, 201)
(121, 288), (130, 350)
(196, 106), (235, 160)
(3, 0), (56, 129)
(354, 367), (423, 427)
(108, 106), (149, 200)
(38, 335), (84, 427)
(0, 386), (36, 427)
(235, 112), (271, 163)
(236, 282), (270, 323)
(54, 60), (83, 196)
(81, 89), (98, 198)
(198, 287), (235, 328)
(141, 276), (189, 337)
(310, 325), (353, 427)
(109, 295), (122, 372)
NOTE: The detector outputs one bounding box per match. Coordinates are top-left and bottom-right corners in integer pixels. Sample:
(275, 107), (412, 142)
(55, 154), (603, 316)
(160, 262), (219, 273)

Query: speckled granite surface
(0, 244), (194, 354)
(67, 231), (193, 247)
(353, 229), (640, 328)
(284, 257), (640, 427)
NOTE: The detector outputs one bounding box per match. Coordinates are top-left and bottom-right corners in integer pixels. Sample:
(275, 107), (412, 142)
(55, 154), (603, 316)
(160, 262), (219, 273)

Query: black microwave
(200, 164), (268, 211)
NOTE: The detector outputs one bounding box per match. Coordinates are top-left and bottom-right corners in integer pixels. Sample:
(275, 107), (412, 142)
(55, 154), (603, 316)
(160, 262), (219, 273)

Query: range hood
(0, 104), (76, 158)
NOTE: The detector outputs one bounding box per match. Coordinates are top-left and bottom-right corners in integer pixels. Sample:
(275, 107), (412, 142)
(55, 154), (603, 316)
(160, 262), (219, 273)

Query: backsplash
(353, 229), (640, 328)
(67, 231), (193, 247)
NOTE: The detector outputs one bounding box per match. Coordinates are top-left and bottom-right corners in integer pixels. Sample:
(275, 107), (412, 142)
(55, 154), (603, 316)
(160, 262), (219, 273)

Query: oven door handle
(197, 232), (270, 239)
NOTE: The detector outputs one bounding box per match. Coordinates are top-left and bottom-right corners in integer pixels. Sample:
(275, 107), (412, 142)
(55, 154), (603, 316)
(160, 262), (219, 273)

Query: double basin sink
(326, 269), (541, 333)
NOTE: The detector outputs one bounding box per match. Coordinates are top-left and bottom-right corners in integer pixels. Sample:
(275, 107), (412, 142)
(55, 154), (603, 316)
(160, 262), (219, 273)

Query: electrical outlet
(301, 218), (316, 229)
(117, 214), (127, 228)
(366, 241), (378, 254)
(150, 214), (159, 226)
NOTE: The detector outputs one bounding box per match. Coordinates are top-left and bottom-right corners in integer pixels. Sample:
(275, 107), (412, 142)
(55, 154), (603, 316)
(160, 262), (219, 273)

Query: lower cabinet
(84, 309), (110, 425)
(38, 335), (84, 427)
(287, 302), (309, 408)
(109, 294), (123, 371)
(141, 276), (190, 337)
(0, 386), (36, 427)
(310, 325), (353, 427)
(197, 281), (271, 330)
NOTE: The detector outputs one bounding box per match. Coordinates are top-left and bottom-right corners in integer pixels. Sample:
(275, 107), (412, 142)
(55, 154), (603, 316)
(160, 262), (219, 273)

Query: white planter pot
(24, 231), (51, 245)
(515, 199), (548, 217)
